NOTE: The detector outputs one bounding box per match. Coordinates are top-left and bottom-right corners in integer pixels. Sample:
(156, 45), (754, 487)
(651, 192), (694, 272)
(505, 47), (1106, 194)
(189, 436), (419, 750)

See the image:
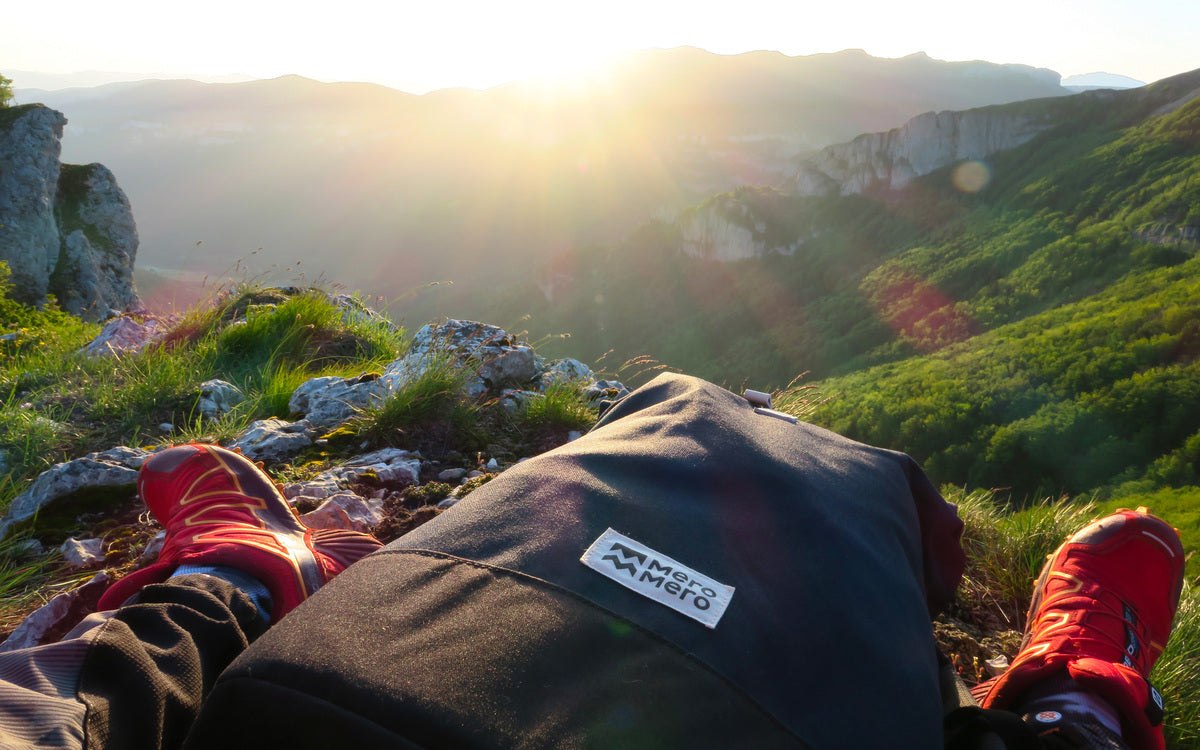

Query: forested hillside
(499, 67), (1200, 500)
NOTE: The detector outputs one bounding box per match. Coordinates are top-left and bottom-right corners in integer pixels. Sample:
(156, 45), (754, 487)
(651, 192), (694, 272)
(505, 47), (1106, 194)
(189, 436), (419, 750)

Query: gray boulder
(381, 320), (537, 397)
(289, 373), (385, 429)
(0, 447), (149, 539)
(230, 419), (313, 463)
(0, 105), (64, 304)
(197, 379), (245, 421)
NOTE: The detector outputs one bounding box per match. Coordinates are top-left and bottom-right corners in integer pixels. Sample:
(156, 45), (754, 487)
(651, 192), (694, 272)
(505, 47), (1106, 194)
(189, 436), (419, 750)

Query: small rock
(317, 448), (421, 487)
(281, 478), (342, 503)
(198, 379), (245, 421)
(486, 458), (499, 470)
(140, 531), (166, 563)
(230, 419), (312, 463)
(540, 358), (593, 388)
(499, 389), (536, 412)
(567, 430), (584, 442)
(984, 656), (1010, 677)
(158, 423), (174, 433)
(436, 496), (461, 510)
(83, 317), (161, 357)
(60, 537), (104, 569)
(0, 591), (73, 651)
(288, 373), (385, 429)
(299, 492), (384, 533)
(583, 379), (631, 402)
(438, 468), (468, 482)
(15, 539), (46, 557)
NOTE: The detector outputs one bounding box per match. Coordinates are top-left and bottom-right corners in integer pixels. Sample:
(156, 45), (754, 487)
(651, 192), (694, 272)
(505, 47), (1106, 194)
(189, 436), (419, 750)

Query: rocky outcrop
(679, 204), (770, 261)
(0, 106), (63, 302)
(676, 189), (802, 261)
(0, 104), (140, 321)
(51, 163), (140, 319)
(793, 107), (1056, 196)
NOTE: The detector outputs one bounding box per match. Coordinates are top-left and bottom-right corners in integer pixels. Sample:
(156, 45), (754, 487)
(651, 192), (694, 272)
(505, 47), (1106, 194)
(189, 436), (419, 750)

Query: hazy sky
(4, 0), (1198, 92)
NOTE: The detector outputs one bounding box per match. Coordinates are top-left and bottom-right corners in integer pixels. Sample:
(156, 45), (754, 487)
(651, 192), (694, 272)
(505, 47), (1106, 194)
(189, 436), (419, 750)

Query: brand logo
(581, 528), (735, 629)
(1034, 711), (1062, 724)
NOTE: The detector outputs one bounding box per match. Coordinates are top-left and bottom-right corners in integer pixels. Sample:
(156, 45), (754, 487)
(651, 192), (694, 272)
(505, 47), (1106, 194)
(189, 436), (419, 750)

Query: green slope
(815, 256), (1200, 498)
(496, 67), (1200, 505)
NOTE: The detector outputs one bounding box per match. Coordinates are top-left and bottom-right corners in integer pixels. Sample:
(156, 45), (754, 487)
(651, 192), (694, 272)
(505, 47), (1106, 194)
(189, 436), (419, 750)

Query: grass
(771, 371), (829, 422)
(953, 489), (1100, 629)
(348, 352), (480, 454)
(515, 379), (596, 433)
(1158, 587), (1200, 748)
(0, 280), (406, 518)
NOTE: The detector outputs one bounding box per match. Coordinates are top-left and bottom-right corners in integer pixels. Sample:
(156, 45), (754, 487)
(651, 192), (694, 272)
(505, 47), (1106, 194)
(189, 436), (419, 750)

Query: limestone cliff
(0, 104), (139, 320)
(793, 106), (1056, 196)
(677, 189), (801, 261)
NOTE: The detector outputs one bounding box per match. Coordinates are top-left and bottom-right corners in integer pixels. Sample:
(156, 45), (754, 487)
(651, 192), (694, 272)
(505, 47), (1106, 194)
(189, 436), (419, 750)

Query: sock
(171, 564), (274, 623)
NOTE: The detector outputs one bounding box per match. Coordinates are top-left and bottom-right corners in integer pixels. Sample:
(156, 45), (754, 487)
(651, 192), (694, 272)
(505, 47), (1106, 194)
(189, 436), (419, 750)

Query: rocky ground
(0, 309), (629, 648)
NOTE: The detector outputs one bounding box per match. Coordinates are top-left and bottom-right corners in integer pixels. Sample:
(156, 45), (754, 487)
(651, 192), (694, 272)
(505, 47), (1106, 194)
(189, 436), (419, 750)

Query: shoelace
(1026, 588), (1159, 676)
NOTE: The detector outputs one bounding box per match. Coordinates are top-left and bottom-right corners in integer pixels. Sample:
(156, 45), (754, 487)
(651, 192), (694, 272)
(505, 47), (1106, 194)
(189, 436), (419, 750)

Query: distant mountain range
(1061, 72), (1145, 92)
(11, 47), (1069, 315)
(9, 70), (256, 91)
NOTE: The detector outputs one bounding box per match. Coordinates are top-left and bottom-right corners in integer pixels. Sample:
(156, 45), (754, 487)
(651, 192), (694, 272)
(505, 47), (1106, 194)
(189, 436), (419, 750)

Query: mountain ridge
(11, 48), (1070, 315)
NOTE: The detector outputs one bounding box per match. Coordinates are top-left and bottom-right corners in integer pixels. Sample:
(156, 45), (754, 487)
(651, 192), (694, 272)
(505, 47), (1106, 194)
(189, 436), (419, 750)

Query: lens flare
(869, 269), (978, 353)
(952, 161), (991, 193)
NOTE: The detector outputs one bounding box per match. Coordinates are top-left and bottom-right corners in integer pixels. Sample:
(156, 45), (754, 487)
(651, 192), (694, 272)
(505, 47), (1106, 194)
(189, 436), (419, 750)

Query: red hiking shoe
(98, 443), (382, 621)
(980, 508), (1185, 750)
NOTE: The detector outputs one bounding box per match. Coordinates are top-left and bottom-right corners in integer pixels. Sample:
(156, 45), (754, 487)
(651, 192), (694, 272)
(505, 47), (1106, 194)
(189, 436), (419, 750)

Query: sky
(4, 0), (1198, 93)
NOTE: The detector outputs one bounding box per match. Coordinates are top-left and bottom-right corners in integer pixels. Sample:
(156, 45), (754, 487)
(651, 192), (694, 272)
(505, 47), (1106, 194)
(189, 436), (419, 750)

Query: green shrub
(212, 290), (397, 378)
(516, 380), (595, 433)
(350, 354), (478, 453)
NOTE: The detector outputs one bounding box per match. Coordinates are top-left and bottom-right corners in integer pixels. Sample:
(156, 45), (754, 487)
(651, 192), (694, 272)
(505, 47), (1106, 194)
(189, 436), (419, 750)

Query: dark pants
(0, 576), (264, 750)
(0, 575), (1116, 750)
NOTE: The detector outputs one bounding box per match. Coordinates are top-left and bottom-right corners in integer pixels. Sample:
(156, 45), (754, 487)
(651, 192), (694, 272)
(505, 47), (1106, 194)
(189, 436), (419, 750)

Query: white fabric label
(580, 528), (735, 629)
